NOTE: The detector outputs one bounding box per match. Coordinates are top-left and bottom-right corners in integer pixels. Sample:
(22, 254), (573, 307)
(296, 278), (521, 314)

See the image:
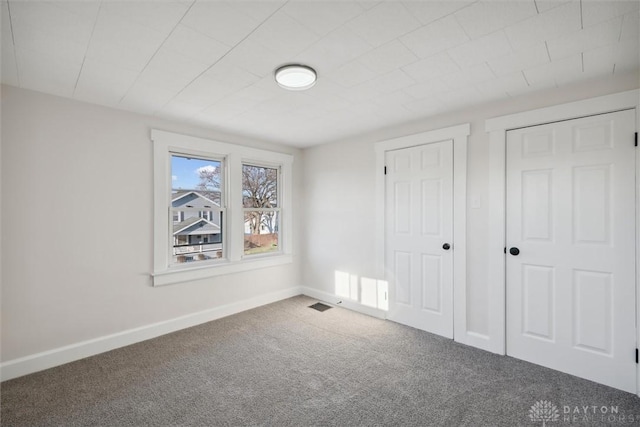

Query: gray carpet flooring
(2, 295), (639, 426)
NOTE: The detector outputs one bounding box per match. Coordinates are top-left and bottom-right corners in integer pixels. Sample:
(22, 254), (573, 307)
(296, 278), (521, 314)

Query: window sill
(152, 254), (293, 287)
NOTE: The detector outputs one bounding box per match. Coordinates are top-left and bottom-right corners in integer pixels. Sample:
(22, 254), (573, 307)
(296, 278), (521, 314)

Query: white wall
(301, 71), (640, 340)
(0, 85), (303, 364)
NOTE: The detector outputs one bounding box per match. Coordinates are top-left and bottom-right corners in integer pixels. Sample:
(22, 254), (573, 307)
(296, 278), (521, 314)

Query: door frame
(375, 123), (469, 340)
(485, 89), (640, 394)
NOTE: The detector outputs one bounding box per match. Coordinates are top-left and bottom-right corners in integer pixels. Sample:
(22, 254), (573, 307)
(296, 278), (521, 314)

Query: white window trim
(484, 89), (640, 367)
(374, 123), (469, 339)
(152, 130), (293, 286)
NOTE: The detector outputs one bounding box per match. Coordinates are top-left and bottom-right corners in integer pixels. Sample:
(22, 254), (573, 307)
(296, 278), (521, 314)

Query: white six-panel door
(506, 109), (636, 393)
(385, 141), (454, 338)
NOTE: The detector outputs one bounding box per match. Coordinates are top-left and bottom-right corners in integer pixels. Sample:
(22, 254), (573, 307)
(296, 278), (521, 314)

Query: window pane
(171, 154), (223, 264)
(172, 155), (221, 205)
(173, 210), (223, 263)
(244, 211), (279, 255)
(242, 164), (278, 208)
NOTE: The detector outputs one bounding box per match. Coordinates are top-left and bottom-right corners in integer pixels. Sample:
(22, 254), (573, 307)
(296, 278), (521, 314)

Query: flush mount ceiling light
(275, 64), (317, 91)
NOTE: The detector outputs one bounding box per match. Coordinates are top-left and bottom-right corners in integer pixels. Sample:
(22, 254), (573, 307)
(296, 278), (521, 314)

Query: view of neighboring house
(172, 190), (222, 261)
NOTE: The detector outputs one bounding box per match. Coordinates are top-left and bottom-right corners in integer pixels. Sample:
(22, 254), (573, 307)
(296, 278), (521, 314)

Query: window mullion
(227, 153), (243, 262)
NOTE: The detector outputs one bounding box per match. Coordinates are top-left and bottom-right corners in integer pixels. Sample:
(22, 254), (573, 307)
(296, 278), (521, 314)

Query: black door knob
(509, 247), (520, 256)
(442, 243), (451, 250)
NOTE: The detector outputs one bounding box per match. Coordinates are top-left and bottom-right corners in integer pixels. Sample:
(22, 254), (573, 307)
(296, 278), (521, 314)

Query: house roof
(173, 217), (220, 235)
(171, 190), (219, 207)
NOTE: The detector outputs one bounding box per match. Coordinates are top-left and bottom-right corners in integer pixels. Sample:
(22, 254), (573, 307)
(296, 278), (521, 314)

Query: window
(243, 164), (280, 256)
(171, 155), (224, 265)
(152, 130), (293, 286)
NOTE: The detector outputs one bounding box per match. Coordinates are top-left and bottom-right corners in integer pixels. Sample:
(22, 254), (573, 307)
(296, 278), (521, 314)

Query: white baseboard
(1, 286), (303, 382)
(300, 286), (387, 320)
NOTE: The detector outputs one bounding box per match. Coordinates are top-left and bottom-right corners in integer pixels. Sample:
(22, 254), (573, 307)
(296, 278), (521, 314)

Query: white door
(506, 109), (636, 393)
(385, 141), (454, 338)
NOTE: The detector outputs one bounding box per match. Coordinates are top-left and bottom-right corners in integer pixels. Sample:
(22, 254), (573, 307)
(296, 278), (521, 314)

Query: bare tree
(196, 165), (221, 204)
(243, 165), (277, 235)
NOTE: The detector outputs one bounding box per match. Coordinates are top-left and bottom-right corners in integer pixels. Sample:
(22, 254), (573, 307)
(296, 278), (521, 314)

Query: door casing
(375, 123), (469, 341)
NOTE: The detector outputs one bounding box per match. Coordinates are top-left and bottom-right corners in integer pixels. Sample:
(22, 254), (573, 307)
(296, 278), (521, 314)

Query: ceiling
(1, 1), (638, 148)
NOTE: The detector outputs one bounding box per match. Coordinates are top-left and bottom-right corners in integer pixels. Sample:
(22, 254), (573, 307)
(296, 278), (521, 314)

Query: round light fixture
(275, 64), (317, 91)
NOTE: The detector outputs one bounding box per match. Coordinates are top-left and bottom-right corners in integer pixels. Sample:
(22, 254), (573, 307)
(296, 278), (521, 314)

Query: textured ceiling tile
(294, 26), (373, 74)
(10, 1), (95, 42)
(584, 38), (639, 75)
(453, 0), (538, 39)
(88, 9), (166, 50)
(403, 96), (447, 116)
(99, 1), (188, 34)
(50, 1), (101, 21)
(534, 0), (572, 13)
(1, 1), (18, 86)
(227, 0), (285, 23)
(402, 0), (475, 26)
(371, 90), (415, 108)
(356, 40), (418, 75)
(368, 69), (416, 94)
(437, 86), (486, 109)
(546, 17), (624, 60)
(498, 71), (556, 97)
(440, 63), (496, 90)
(10, 1), (93, 66)
(171, 77), (235, 109)
(338, 69), (416, 104)
(620, 10), (640, 41)
(11, 27), (87, 67)
(447, 31), (512, 68)
(15, 48), (79, 98)
(488, 43), (550, 77)
(505, 0), (581, 51)
(145, 48), (211, 82)
(474, 72), (526, 98)
(404, 78), (450, 100)
(356, 1), (381, 11)
(325, 60), (379, 88)
(135, 66), (197, 94)
(251, 93), (313, 115)
(73, 58), (140, 106)
(251, 11), (321, 57)
(400, 15), (469, 59)
(202, 63), (261, 89)
(119, 83), (178, 115)
(181, 1), (259, 47)
(86, 11), (167, 71)
(401, 53), (460, 83)
(582, 44), (617, 76)
(346, 2), (420, 47)
(156, 100), (207, 122)
(85, 41), (154, 73)
(162, 25), (229, 65)
(523, 54), (582, 86)
(613, 38), (640, 73)
(283, 1), (364, 36)
(581, 0), (639, 27)
(222, 40), (286, 79)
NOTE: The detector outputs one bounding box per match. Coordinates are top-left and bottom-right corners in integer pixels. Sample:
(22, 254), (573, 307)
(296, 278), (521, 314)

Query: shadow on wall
(335, 271), (389, 311)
